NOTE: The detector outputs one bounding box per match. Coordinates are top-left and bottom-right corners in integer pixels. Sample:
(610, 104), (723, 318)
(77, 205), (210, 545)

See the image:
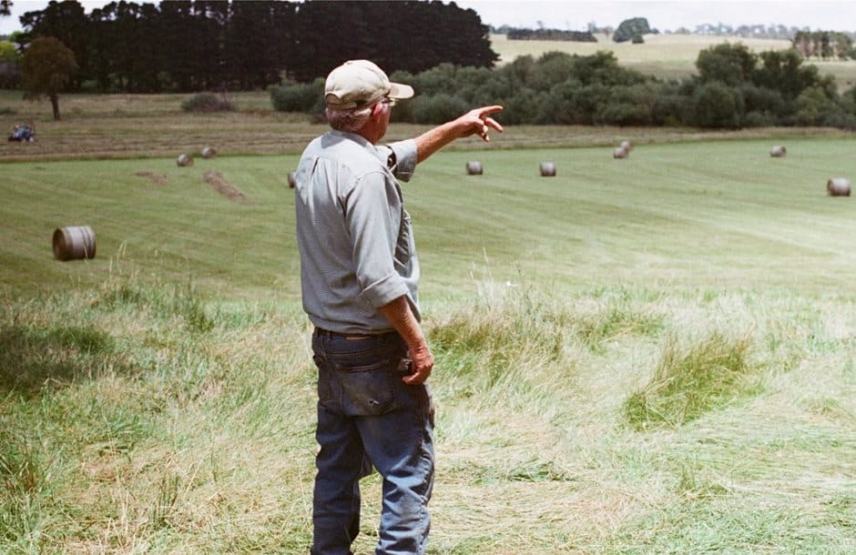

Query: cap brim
(389, 82), (414, 100)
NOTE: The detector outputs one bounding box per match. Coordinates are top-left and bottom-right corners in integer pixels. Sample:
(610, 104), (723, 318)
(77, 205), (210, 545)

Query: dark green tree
(613, 17), (651, 43)
(696, 43), (756, 86)
(691, 81), (743, 128)
(21, 36), (77, 120)
(19, 1), (89, 88)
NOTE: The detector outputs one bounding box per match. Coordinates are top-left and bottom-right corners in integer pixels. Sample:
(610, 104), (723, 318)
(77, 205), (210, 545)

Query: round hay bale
(466, 161), (483, 175)
(288, 171), (297, 189)
(613, 147), (628, 159)
(176, 153), (194, 167)
(539, 161), (556, 177)
(53, 226), (96, 261)
(201, 146), (217, 159)
(827, 177), (851, 197)
(770, 145), (787, 158)
(619, 140), (633, 151)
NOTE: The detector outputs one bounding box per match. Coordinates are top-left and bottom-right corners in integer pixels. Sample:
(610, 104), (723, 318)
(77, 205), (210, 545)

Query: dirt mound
(133, 171), (168, 186)
(203, 170), (246, 202)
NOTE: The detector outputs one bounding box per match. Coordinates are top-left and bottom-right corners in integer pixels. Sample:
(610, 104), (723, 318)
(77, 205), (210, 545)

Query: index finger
(475, 105), (503, 119)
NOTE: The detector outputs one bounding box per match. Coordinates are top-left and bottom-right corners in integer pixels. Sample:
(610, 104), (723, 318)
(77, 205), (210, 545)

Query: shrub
(269, 78), (324, 113)
(411, 93), (469, 124)
(739, 84), (787, 117)
(596, 83), (659, 125)
(181, 92), (235, 113)
(795, 86), (840, 125)
(691, 81), (743, 128)
(741, 110), (777, 127)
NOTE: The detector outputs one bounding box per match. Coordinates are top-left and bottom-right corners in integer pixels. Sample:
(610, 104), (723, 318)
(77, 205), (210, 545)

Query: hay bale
(53, 226), (96, 261)
(466, 161), (483, 175)
(613, 147), (629, 159)
(539, 161), (556, 177)
(770, 145), (786, 158)
(827, 177), (851, 197)
(201, 146), (217, 159)
(287, 171), (297, 189)
(620, 140), (633, 151)
(176, 153), (194, 167)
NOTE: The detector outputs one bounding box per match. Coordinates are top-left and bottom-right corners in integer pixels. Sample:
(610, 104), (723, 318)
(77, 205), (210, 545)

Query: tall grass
(0, 276), (854, 552)
(624, 332), (760, 429)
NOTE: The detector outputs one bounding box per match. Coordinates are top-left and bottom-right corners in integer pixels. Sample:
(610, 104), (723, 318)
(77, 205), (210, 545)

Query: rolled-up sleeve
(345, 172), (409, 308)
(383, 139), (418, 183)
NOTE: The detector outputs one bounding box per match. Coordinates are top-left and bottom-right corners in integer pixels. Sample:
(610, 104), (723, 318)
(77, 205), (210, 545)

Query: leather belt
(314, 327), (395, 340)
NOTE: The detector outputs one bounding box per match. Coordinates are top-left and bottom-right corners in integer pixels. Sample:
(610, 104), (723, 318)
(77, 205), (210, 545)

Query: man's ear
(370, 101), (386, 119)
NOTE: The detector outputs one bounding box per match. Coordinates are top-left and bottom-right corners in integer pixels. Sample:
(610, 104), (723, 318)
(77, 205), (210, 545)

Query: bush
(741, 110), (777, 127)
(269, 78), (324, 113)
(410, 93), (469, 124)
(181, 92), (235, 113)
(596, 83), (659, 125)
(795, 86), (840, 125)
(691, 81), (743, 128)
(739, 84), (787, 118)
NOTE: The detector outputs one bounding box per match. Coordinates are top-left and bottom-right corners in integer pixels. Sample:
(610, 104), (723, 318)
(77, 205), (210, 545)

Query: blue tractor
(8, 123), (35, 142)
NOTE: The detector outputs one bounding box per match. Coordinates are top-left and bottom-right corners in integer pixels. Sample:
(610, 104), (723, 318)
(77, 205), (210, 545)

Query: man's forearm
(414, 120), (462, 164)
(413, 105), (504, 164)
(378, 295), (426, 350)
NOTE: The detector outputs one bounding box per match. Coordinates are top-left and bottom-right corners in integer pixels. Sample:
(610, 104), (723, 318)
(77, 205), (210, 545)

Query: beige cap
(325, 60), (414, 110)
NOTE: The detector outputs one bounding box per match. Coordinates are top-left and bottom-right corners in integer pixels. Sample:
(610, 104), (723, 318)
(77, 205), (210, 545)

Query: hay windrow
(203, 170), (247, 202)
(133, 171), (168, 187)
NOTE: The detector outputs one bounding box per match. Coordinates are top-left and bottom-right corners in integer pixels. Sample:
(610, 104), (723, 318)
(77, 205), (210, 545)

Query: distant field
(490, 33), (856, 88)
(2, 88), (854, 162)
(5, 139), (856, 298)
(2, 139), (855, 552)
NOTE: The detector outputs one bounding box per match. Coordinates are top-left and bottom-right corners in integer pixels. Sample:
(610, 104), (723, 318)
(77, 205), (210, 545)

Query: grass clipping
(624, 332), (760, 430)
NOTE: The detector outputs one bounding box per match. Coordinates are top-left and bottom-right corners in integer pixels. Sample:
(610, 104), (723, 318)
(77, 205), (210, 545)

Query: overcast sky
(4, 0), (856, 35)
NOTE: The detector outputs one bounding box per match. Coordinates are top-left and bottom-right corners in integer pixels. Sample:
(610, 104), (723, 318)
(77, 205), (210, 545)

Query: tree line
(792, 31), (854, 60)
(273, 42), (856, 129)
(12, 0), (496, 93)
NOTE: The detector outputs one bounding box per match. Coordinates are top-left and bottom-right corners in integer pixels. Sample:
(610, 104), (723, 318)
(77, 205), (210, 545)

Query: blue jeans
(310, 329), (434, 555)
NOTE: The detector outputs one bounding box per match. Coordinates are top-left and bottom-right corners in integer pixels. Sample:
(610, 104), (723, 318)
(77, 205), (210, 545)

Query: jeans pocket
(336, 359), (397, 416)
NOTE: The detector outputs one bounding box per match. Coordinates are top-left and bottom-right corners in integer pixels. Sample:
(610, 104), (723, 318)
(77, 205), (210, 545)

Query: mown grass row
(2, 272), (853, 552)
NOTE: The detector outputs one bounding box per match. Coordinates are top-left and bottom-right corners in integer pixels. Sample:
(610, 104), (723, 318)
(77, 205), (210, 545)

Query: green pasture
(490, 33), (856, 88)
(4, 139), (856, 298)
(1, 140), (855, 552)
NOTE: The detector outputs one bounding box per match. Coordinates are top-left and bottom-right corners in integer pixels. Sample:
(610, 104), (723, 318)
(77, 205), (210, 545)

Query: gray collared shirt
(295, 130), (419, 334)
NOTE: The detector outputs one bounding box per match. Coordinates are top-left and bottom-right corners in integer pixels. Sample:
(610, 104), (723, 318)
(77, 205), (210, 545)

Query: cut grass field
(2, 137), (855, 552)
(490, 33), (856, 89)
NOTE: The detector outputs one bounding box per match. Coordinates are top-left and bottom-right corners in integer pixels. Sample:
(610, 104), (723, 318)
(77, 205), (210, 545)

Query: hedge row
(270, 44), (856, 129)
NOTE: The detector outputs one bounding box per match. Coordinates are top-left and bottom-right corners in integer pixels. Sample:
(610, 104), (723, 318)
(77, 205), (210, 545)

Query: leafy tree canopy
(21, 36), (77, 120)
(613, 17), (652, 43)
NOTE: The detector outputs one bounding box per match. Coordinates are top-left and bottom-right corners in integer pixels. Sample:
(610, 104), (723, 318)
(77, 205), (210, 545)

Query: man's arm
(378, 296), (434, 385)
(414, 105), (504, 164)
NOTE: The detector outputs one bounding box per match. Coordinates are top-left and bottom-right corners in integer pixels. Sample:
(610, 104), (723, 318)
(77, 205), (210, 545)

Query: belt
(314, 327), (396, 340)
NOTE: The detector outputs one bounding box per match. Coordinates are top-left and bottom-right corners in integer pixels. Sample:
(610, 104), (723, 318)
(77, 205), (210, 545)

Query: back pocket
(335, 359), (397, 416)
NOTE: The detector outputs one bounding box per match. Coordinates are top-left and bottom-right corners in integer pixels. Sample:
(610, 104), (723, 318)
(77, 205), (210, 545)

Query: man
(295, 59), (502, 554)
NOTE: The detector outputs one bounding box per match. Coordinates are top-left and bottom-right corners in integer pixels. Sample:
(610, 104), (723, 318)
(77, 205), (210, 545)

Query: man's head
(324, 60), (414, 142)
